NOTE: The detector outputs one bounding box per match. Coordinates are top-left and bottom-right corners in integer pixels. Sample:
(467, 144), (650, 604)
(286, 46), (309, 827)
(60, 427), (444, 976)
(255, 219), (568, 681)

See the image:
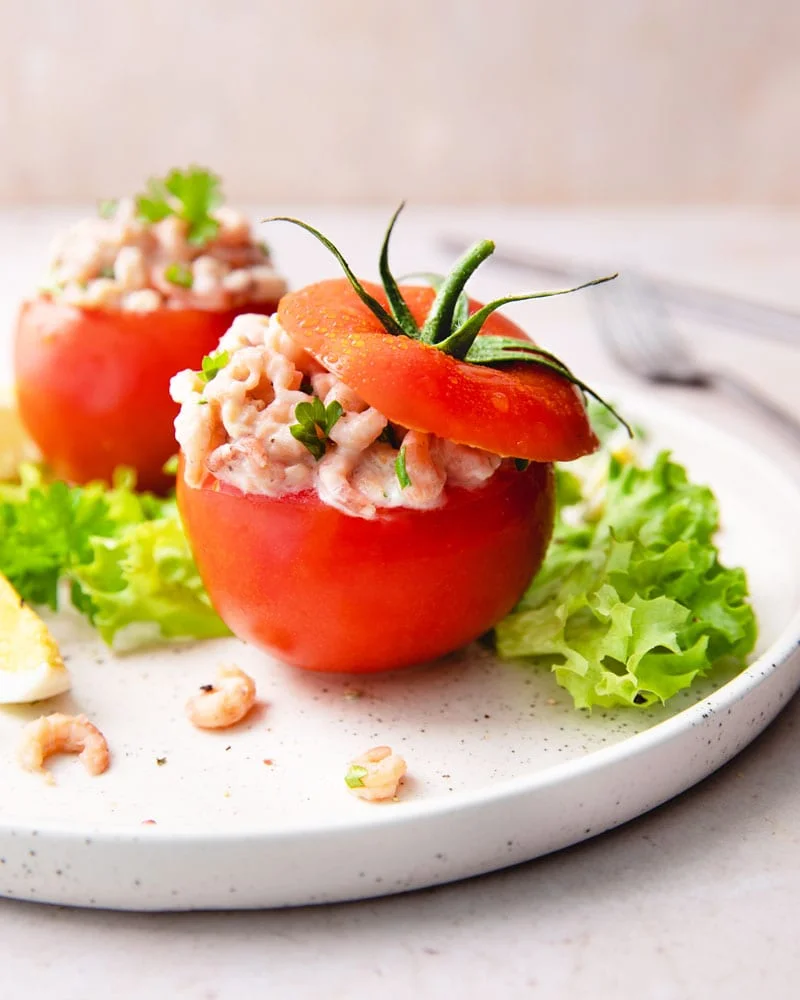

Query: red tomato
(278, 279), (599, 462)
(14, 297), (278, 492)
(178, 461), (555, 673)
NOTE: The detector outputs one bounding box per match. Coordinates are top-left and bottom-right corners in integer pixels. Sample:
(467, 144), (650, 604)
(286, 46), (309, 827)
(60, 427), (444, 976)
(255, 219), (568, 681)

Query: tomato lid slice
(278, 279), (599, 462)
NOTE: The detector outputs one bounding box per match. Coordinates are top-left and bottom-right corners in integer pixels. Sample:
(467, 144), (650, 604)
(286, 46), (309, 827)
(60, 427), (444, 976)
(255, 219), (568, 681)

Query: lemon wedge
(0, 385), (37, 481)
(0, 573), (71, 704)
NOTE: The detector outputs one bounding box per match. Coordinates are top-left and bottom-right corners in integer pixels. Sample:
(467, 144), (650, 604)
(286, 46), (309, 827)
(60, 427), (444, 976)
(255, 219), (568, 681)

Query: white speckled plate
(1, 390), (799, 911)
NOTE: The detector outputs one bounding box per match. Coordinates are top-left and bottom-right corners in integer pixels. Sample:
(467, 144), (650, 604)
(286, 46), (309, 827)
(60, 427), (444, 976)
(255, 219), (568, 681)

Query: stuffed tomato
(173, 210), (617, 672)
(14, 167), (286, 491)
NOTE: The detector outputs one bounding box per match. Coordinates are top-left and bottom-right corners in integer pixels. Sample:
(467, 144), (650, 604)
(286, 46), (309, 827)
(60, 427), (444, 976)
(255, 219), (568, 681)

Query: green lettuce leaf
(0, 466), (229, 649)
(495, 450), (757, 709)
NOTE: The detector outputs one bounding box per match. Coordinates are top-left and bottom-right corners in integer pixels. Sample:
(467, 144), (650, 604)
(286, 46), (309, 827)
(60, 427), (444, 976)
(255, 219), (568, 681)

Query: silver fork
(589, 273), (800, 443)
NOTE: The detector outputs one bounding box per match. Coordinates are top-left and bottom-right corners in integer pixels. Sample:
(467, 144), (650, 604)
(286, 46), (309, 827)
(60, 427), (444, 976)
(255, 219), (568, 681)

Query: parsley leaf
(344, 765), (368, 789)
(289, 397), (343, 461)
(135, 167), (223, 246)
(136, 178), (173, 225)
(98, 199), (118, 219)
(164, 262), (194, 289)
(197, 350), (229, 384)
(395, 448), (411, 489)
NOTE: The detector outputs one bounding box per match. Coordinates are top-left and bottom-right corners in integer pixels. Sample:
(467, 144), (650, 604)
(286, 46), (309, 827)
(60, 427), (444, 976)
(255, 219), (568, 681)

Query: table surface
(1, 206), (799, 1000)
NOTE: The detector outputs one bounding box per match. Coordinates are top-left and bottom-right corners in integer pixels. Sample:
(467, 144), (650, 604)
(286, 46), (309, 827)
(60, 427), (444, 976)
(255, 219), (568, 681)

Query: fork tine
(590, 273), (711, 386)
(624, 275), (711, 384)
(586, 280), (652, 378)
(588, 272), (800, 441)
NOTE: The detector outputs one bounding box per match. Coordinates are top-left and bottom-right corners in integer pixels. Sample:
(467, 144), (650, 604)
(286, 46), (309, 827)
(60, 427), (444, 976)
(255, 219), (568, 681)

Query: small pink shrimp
(212, 206), (252, 248)
(212, 245), (265, 269)
(397, 430), (446, 508)
(18, 714), (110, 777)
(345, 746), (407, 801)
(434, 438), (502, 488)
(185, 666), (257, 730)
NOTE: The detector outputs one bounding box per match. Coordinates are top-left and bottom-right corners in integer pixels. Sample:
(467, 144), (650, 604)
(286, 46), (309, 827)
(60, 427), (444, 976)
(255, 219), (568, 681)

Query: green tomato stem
(439, 275), (618, 360)
(419, 240), (495, 345)
(265, 216), (406, 338)
(379, 203), (419, 337)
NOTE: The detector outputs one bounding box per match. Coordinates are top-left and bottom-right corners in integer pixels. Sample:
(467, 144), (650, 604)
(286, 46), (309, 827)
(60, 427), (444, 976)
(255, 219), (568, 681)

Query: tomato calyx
(265, 205), (631, 436)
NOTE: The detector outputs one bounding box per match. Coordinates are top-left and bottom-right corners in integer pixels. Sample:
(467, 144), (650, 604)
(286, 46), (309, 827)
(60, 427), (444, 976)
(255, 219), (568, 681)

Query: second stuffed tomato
(173, 211), (612, 672)
(14, 167), (286, 492)
(15, 301), (276, 493)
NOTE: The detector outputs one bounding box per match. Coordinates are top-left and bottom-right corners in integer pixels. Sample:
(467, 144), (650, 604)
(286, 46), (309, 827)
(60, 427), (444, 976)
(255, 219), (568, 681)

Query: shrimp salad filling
(171, 314), (504, 519)
(41, 198), (286, 313)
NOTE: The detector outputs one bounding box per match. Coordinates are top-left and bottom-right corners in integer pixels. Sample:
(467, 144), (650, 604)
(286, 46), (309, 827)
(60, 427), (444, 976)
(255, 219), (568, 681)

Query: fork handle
(714, 371), (800, 442)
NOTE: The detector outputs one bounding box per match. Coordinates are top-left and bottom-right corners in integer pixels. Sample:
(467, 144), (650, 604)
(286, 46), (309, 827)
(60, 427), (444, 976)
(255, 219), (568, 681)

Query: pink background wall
(2, 0), (798, 204)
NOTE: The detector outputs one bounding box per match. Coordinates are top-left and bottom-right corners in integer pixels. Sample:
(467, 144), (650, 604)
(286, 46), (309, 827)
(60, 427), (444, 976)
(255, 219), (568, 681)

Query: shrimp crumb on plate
(18, 713), (110, 777)
(345, 745), (407, 801)
(185, 665), (257, 730)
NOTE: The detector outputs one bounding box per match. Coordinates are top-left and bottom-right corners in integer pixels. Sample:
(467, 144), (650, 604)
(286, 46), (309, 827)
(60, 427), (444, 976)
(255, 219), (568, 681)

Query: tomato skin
(278, 280), (599, 463)
(177, 461), (555, 673)
(14, 297), (278, 492)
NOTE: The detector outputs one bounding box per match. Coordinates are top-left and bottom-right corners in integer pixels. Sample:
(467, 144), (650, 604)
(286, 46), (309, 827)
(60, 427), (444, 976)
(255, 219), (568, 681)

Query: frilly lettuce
(0, 466), (229, 649)
(495, 449), (757, 709)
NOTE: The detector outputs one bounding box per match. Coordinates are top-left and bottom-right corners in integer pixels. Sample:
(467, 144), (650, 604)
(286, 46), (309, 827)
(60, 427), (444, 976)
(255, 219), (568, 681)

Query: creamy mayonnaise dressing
(171, 314), (503, 519)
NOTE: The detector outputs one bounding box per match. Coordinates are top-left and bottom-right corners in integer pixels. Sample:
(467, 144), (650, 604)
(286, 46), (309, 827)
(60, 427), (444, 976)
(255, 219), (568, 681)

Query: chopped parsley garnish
(136, 166), (223, 246)
(290, 397), (343, 461)
(395, 448), (411, 489)
(99, 265), (115, 280)
(196, 350), (229, 384)
(344, 765), (368, 789)
(164, 262), (194, 289)
(98, 199), (118, 219)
